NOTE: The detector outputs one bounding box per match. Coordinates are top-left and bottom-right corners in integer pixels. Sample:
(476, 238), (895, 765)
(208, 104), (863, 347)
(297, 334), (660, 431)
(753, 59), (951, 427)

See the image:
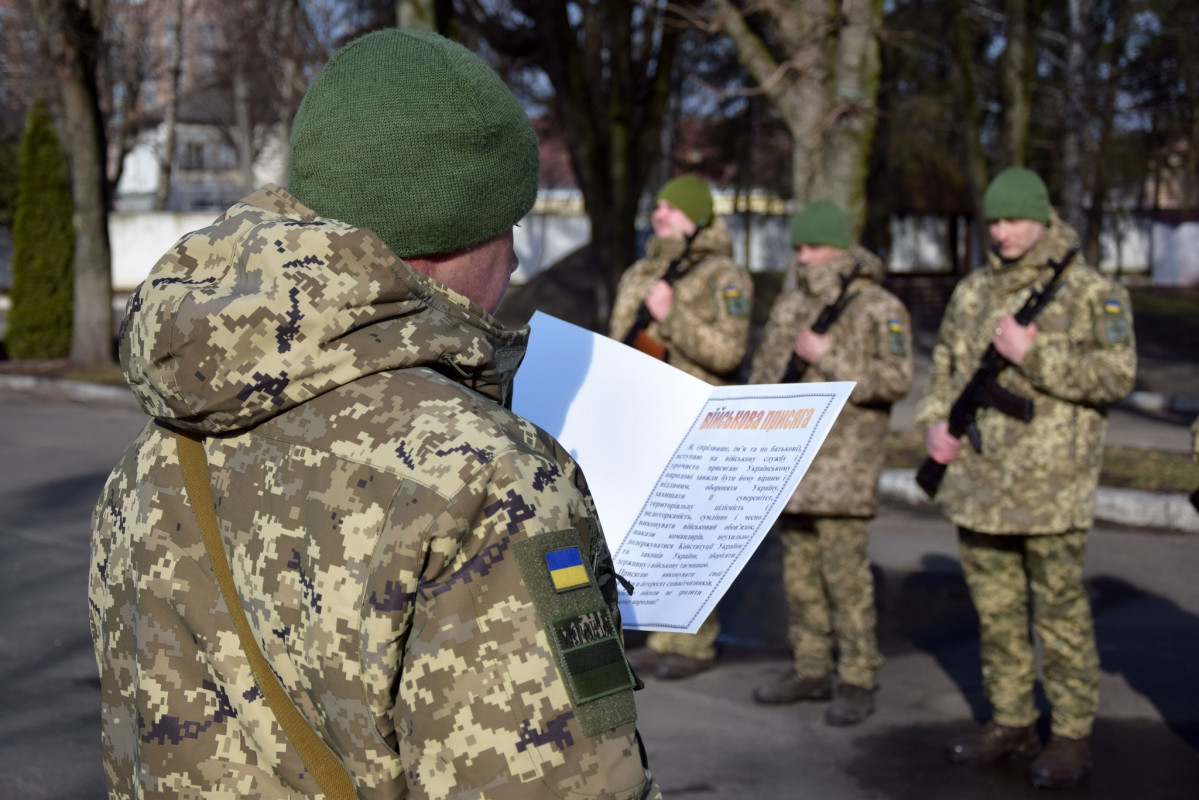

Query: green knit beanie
(983, 167), (1050, 223)
(656, 174), (714, 227)
(288, 29), (539, 258)
(790, 200), (852, 249)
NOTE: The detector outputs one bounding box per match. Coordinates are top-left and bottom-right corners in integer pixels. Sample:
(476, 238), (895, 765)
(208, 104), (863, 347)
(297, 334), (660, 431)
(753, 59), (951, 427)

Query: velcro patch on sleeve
(887, 318), (907, 356)
(1100, 297), (1131, 344)
(512, 530), (637, 737)
(721, 284), (749, 317)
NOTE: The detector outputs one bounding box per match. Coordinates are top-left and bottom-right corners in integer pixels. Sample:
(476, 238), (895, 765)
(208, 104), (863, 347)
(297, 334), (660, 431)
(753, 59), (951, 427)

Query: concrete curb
(1120, 390), (1199, 415)
(880, 468), (1199, 534)
(0, 374), (140, 409)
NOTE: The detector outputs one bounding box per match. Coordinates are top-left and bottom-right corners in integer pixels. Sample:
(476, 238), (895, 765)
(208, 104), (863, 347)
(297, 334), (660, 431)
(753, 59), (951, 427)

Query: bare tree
(153, 0), (186, 209)
(710, 0), (883, 235)
(29, 0), (114, 368)
(456, 0), (690, 323)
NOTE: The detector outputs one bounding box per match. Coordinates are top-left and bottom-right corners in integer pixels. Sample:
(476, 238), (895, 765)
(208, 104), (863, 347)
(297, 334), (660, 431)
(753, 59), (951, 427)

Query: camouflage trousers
(645, 611), (720, 661)
(958, 528), (1098, 739)
(780, 514), (882, 689)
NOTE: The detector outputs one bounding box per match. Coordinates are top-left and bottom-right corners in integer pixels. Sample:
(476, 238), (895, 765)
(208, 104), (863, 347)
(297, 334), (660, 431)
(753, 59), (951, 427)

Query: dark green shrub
(6, 99), (75, 360)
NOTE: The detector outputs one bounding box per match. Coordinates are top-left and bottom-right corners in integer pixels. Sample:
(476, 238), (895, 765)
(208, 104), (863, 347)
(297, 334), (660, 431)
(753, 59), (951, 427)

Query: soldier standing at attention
(610, 174), (753, 679)
(89, 29), (660, 800)
(917, 167), (1135, 789)
(747, 200), (913, 725)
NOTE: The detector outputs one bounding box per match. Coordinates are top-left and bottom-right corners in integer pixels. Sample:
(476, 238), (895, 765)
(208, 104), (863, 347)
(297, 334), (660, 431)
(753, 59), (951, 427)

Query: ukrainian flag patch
(546, 546), (590, 592)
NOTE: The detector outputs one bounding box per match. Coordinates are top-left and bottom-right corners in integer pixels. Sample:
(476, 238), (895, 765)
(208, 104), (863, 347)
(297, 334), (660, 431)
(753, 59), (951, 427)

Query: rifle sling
(176, 431), (359, 800)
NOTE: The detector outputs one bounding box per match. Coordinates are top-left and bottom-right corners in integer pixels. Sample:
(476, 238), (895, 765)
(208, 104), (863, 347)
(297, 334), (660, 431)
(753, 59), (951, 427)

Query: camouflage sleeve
(812, 292), (914, 405)
(396, 446), (651, 800)
(748, 291), (805, 384)
(1017, 281), (1136, 407)
(1192, 416), (1199, 461)
(660, 261), (753, 376)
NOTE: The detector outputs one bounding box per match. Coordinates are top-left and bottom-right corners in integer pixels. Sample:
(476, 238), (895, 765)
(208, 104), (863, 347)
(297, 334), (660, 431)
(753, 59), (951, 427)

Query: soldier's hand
(794, 328), (830, 364)
(993, 313), (1037, 365)
(646, 280), (674, 322)
(925, 421), (962, 465)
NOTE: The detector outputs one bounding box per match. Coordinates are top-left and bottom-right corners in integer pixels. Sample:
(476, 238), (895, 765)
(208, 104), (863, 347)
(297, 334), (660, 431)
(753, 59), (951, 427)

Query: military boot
(1027, 735), (1091, 789)
(625, 647), (666, 678)
(654, 653), (715, 679)
(945, 721), (1041, 765)
(752, 672), (832, 705)
(825, 683), (875, 726)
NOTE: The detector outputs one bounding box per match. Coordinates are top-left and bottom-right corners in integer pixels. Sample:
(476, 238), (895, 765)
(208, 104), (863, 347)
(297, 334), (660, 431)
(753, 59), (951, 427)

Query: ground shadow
(845, 717), (1199, 800)
(1089, 573), (1199, 751)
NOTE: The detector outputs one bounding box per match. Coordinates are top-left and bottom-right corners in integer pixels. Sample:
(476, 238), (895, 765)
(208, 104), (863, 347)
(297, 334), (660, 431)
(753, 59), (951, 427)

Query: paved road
(2, 391), (1197, 799)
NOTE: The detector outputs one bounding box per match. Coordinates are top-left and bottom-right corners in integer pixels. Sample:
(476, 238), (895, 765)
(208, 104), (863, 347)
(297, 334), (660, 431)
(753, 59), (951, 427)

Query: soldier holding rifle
(915, 167), (1135, 789)
(610, 173), (752, 679)
(748, 200), (912, 725)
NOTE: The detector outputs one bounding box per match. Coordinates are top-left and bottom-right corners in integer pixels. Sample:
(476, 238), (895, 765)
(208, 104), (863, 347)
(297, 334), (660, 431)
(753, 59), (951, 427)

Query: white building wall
(101, 201), (1198, 292)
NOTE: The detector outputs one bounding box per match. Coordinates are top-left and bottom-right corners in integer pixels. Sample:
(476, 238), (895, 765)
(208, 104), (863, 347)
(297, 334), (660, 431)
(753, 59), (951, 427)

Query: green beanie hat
(288, 29), (540, 258)
(656, 174), (714, 227)
(790, 200), (852, 249)
(983, 167), (1050, 223)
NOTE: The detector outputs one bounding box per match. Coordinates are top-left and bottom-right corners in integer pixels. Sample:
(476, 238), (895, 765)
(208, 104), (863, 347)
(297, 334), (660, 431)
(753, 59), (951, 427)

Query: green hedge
(6, 99), (75, 360)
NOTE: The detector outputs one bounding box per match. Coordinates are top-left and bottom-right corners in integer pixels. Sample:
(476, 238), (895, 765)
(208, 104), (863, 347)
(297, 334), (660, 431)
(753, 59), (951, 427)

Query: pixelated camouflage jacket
(89, 184), (658, 800)
(914, 212), (1136, 534)
(608, 217), (752, 385)
(749, 248), (913, 516)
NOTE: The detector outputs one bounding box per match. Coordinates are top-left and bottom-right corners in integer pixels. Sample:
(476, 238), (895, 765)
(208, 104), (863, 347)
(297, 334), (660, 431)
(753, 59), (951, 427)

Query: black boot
(946, 721), (1041, 765)
(825, 683), (875, 726)
(1028, 735), (1091, 789)
(752, 672), (832, 705)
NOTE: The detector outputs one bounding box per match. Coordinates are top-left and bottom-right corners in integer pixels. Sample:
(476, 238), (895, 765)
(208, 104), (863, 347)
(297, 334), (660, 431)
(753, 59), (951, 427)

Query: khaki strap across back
(176, 431), (359, 799)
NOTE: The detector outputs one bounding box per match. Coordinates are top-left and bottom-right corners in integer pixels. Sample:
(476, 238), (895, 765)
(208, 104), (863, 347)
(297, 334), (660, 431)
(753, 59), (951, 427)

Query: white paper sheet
(514, 311), (853, 632)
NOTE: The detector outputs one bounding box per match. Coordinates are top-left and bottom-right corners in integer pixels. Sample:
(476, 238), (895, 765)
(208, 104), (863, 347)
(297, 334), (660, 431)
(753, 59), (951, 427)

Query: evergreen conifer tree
(7, 99), (75, 360)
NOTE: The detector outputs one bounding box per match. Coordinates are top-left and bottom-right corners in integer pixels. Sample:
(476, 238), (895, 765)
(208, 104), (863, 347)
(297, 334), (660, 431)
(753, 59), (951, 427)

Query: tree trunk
(952, 5), (989, 270)
(30, 0), (113, 368)
(1000, 0), (1032, 167)
(234, 69), (255, 193)
(154, 0), (185, 211)
(1059, 0), (1090, 238)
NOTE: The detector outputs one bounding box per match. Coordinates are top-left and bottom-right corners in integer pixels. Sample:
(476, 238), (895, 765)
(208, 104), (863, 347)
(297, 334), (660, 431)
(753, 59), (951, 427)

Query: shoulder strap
(176, 431), (359, 800)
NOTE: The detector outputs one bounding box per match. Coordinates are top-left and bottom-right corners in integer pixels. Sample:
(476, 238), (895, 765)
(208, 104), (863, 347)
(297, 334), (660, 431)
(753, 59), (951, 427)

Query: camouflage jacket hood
(121, 184), (529, 434)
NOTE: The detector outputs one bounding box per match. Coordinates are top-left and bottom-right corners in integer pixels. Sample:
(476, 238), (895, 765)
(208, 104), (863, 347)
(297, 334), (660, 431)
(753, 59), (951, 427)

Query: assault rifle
(622, 223), (705, 360)
(915, 243), (1080, 500)
(780, 259), (864, 383)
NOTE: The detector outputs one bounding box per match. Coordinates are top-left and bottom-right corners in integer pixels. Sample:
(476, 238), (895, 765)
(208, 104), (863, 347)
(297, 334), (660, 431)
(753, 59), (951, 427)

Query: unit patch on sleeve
(721, 284), (749, 317)
(551, 608), (635, 704)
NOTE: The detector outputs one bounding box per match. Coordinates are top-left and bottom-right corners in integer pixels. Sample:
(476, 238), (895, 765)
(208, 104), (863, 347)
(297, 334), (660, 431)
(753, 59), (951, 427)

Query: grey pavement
(3, 389), (1197, 799)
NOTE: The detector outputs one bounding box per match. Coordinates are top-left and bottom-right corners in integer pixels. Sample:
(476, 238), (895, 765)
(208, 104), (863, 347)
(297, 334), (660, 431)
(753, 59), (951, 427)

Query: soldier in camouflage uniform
(89, 30), (660, 800)
(916, 167), (1135, 789)
(748, 201), (913, 725)
(609, 174), (753, 679)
